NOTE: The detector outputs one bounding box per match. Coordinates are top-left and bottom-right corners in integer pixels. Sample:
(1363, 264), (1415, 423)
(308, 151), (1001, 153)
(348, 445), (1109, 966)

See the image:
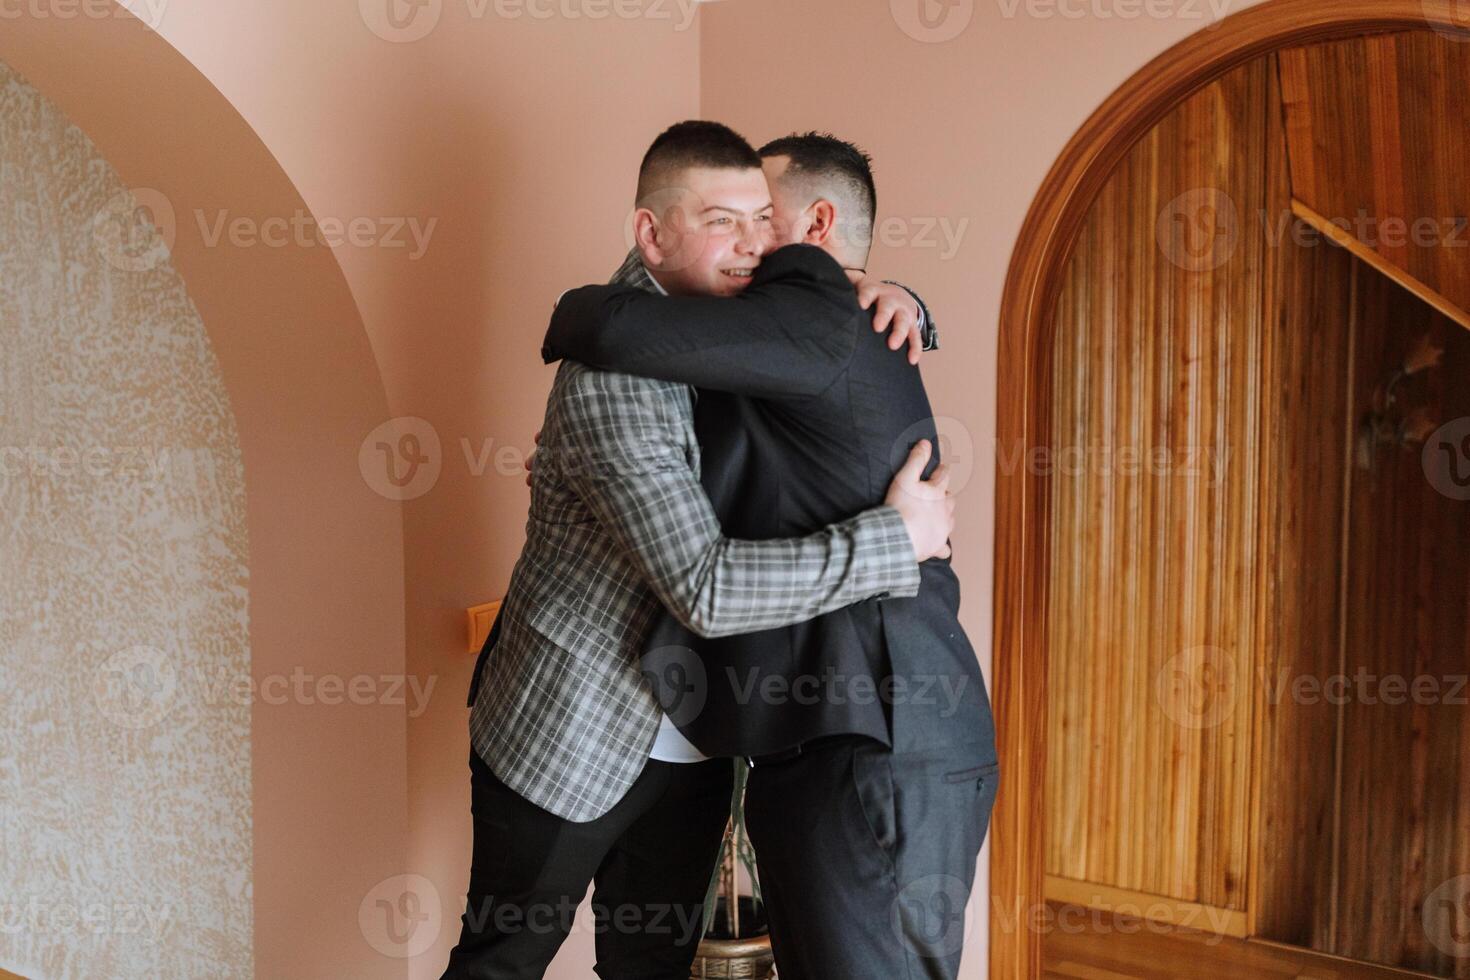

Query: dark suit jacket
(543, 244), (995, 763)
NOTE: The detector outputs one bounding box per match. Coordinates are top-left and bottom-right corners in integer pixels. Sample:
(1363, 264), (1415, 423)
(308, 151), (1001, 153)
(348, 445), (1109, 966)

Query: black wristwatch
(882, 281), (939, 351)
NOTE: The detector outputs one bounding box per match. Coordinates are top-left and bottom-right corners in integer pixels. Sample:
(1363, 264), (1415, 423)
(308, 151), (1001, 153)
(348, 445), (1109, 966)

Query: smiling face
(632, 165), (775, 297)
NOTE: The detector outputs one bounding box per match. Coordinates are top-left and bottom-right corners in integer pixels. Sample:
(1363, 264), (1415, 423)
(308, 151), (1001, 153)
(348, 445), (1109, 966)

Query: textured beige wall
(0, 9), (410, 979)
(0, 61), (250, 978)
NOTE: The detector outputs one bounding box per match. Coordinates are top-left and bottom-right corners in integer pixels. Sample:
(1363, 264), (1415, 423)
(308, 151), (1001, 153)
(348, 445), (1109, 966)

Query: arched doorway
(990, 1), (1470, 976)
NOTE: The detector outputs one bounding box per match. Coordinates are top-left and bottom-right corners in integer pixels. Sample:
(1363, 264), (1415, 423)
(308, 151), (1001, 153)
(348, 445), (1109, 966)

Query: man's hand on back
(524, 429), (542, 487)
(885, 439), (954, 561)
(852, 275), (925, 366)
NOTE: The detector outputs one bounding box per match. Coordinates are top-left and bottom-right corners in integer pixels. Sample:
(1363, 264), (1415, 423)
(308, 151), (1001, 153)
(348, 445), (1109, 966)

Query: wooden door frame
(989, 2), (1470, 976)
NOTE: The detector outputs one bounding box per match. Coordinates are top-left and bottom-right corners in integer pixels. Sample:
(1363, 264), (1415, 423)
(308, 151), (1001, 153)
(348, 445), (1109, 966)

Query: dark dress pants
(744, 735), (1000, 980)
(441, 748), (733, 980)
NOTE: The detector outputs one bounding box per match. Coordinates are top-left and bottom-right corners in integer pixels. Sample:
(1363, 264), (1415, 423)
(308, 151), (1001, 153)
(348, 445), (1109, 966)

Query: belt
(745, 734), (850, 768)
(745, 745), (802, 768)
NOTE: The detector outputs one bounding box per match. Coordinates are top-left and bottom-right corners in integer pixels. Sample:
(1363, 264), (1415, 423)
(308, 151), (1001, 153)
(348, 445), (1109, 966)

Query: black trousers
(441, 748), (734, 980)
(744, 735), (1000, 980)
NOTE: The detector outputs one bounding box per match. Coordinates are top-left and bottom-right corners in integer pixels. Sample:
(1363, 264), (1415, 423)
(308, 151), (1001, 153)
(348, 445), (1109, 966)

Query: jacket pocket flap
(518, 593), (622, 662)
(942, 760), (1001, 784)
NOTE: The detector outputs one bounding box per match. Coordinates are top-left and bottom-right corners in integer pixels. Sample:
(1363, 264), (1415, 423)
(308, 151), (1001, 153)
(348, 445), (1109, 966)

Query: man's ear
(631, 208), (665, 266)
(804, 199), (838, 248)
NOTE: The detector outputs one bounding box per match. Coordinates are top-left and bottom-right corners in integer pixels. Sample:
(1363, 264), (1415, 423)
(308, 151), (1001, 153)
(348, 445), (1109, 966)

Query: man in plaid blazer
(444, 123), (952, 979)
(545, 130), (999, 980)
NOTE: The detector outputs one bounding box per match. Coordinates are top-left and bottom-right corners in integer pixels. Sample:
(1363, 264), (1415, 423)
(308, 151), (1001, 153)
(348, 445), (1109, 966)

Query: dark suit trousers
(441, 748), (733, 980)
(744, 735), (1000, 980)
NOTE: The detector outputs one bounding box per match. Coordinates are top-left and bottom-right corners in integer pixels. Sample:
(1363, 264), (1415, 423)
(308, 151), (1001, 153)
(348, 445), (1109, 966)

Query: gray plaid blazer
(468, 249), (921, 822)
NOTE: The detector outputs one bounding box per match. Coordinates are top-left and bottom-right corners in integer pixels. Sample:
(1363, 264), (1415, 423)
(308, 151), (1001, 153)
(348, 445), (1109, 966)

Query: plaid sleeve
(556, 368), (919, 639)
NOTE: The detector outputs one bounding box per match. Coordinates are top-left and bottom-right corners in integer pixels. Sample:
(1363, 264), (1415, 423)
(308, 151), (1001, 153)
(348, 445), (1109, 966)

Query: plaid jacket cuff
(848, 505), (923, 599)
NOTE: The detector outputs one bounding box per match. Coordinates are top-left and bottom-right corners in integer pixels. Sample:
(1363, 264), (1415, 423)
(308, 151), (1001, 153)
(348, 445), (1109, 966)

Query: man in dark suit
(545, 133), (999, 980)
(447, 122), (955, 980)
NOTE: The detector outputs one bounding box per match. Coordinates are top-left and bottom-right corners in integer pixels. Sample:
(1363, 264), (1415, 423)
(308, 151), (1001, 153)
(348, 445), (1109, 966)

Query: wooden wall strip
(1277, 32), (1470, 318)
(1292, 198), (1470, 333)
(1044, 875), (1250, 939)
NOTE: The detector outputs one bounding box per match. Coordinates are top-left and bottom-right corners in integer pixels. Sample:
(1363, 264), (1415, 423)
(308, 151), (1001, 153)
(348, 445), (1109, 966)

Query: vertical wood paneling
(1045, 34), (1468, 974)
(1251, 141), (1358, 953)
(1044, 58), (1270, 912)
(1000, 10), (1470, 978)
(1334, 271), (1470, 979)
(1278, 31), (1470, 318)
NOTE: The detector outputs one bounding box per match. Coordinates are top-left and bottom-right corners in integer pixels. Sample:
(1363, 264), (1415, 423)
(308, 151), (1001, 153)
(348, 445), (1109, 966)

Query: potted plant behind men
(689, 762), (775, 980)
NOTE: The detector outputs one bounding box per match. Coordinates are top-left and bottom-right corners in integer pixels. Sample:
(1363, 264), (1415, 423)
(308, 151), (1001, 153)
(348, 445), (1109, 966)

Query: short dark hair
(758, 132), (877, 226)
(636, 120), (762, 204)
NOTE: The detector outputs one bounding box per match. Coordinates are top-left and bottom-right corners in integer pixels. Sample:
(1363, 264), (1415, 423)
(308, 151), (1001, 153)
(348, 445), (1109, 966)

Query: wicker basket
(689, 934), (775, 979)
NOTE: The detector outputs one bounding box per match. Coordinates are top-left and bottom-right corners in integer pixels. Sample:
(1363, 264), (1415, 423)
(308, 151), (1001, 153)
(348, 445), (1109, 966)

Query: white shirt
(630, 265), (712, 764)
